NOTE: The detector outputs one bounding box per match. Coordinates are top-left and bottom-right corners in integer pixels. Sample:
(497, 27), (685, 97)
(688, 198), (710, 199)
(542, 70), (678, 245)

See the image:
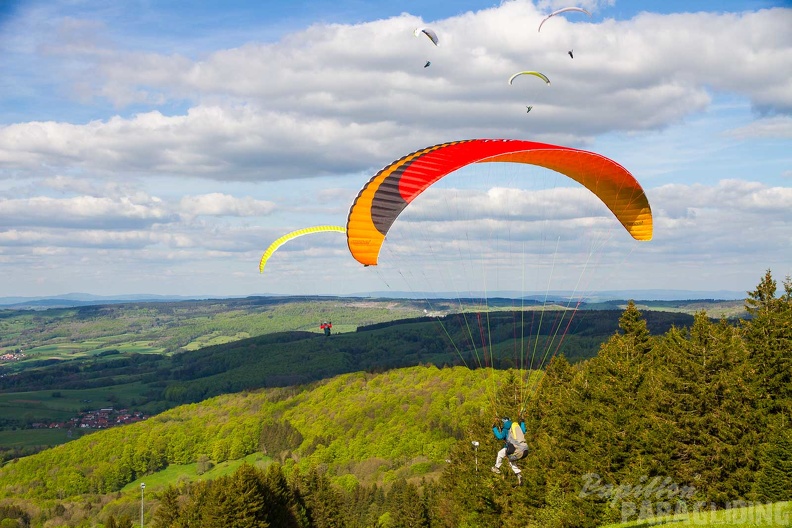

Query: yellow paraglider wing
(259, 225), (346, 273)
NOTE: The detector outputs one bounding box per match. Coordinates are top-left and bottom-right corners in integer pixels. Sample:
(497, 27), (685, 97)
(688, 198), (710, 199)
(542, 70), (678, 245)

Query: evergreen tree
(431, 442), (501, 528)
(652, 312), (756, 502)
(754, 420), (792, 502)
(745, 269), (778, 315)
(230, 464), (271, 527)
(179, 480), (216, 527)
(299, 466), (345, 528)
(196, 465), (270, 528)
(343, 483), (382, 528)
(386, 478), (430, 528)
(151, 485), (182, 528)
(618, 300), (652, 355)
(261, 463), (306, 528)
(534, 308), (657, 526)
(742, 271), (792, 418)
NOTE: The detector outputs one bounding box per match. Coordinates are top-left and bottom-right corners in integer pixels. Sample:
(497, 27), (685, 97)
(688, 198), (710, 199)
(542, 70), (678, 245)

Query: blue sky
(0, 0), (790, 299)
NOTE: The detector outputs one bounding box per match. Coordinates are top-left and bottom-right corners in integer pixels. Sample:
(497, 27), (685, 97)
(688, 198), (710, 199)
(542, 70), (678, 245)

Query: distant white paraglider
(414, 27), (439, 45)
(538, 7), (592, 32)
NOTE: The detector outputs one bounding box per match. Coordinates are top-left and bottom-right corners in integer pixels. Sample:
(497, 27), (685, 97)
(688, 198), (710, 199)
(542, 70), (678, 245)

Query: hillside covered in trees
(0, 271), (789, 527)
(0, 304), (694, 445)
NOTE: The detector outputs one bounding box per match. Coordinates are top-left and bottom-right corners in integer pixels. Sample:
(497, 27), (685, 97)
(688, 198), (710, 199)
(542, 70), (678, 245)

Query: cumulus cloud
(179, 193), (276, 217)
(726, 115), (792, 139)
(375, 178), (792, 268)
(1, 1), (790, 296)
(0, 195), (174, 228)
(1, 3), (788, 182)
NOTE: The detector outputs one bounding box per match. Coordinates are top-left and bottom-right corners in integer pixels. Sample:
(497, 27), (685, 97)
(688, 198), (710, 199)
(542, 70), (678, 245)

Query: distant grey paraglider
(538, 7), (592, 32)
(415, 27), (438, 68)
(414, 27), (439, 45)
(568, 50), (574, 58)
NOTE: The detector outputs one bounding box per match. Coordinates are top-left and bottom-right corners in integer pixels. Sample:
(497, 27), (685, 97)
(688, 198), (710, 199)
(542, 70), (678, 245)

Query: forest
(0, 299), (698, 460)
(0, 271), (789, 526)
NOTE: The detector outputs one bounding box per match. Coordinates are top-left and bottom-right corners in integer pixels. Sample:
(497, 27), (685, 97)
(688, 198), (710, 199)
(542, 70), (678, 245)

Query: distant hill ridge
(0, 289), (746, 309)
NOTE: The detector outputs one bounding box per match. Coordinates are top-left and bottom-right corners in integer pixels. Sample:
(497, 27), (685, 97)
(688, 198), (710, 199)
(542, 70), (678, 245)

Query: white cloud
(1, 1), (790, 296)
(653, 180), (792, 214)
(0, 195), (174, 228)
(726, 115), (792, 139)
(1, 4), (787, 184)
(0, 228), (165, 248)
(179, 193), (276, 217)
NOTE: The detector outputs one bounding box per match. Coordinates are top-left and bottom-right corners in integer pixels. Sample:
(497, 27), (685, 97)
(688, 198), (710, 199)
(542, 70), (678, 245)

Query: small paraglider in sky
(538, 7), (592, 32)
(568, 50), (574, 58)
(508, 71), (551, 86)
(414, 27), (438, 68)
(509, 72), (549, 114)
(414, 27), (439, 46)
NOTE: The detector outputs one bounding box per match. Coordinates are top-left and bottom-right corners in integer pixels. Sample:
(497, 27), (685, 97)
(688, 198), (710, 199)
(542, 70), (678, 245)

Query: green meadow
(0, 383), (150, 425)
(0, 428), (91, 449)
(121, 452), (271, 493)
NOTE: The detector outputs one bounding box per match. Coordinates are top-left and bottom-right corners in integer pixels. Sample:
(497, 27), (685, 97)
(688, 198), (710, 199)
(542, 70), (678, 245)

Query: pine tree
(299, 466), (345, 528)
(745, 270), (778, 316)
(652, 311), (757, 502)
(754, 423), (792, 502)
(343, 482), (382, 528)
(618, 300), (652, 355)
(230, 464), (271, 527)
(261, 463), (304, 528)
(742, 271), (792, 417)
(386, 478), (430, 528)
(151, 485), (182, 528)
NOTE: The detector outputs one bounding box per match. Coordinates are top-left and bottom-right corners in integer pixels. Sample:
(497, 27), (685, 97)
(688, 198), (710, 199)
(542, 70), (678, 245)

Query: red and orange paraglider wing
(346, 139), (652, 266)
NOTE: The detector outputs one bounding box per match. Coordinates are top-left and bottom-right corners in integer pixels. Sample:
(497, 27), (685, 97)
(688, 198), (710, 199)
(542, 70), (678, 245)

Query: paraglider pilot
(320, 321), (332, 336)
(491, 415), (528, 484)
